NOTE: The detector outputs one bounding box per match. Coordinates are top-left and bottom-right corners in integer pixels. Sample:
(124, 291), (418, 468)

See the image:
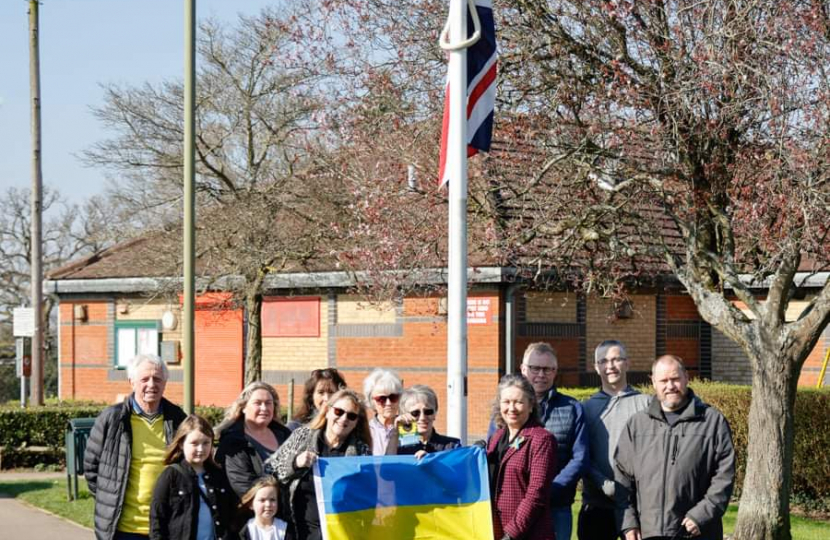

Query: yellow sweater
(117, 414), (167, 534)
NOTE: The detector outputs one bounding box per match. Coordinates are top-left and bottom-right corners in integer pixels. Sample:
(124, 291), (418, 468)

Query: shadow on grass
(0, 481), (61, 497)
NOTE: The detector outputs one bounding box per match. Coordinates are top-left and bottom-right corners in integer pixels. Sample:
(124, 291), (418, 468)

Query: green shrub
(692, 383), (830, 501)
(0, 401), (227, 469)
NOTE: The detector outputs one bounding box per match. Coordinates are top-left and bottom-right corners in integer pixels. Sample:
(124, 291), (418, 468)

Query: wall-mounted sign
(467, 298), (492, 325)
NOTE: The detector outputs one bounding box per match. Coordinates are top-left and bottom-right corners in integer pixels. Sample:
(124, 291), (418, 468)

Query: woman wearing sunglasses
(388, 385), (461, 459)
(287, 368), (348, 431)
(266, 389), (371, 540)
(362, 368), (404, 455)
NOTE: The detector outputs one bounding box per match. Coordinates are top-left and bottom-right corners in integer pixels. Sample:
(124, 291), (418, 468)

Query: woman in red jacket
(487, 374), (558, 540)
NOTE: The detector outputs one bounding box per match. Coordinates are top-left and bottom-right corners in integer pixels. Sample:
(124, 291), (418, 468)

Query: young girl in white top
(239, 476), (292, 540)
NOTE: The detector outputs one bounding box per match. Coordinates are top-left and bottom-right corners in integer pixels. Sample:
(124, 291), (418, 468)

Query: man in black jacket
(615, 355), (735, 540)
(84, 354), (186, 540)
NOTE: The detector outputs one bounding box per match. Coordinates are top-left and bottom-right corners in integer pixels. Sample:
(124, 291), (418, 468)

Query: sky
(0, 0), (274, 204)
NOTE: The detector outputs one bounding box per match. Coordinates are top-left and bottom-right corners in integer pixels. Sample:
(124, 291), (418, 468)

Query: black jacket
(83, 396), (187, 540)
(215, 418), (291, 497)
(395, 430), (461, 455)
(615, 390), (736, 540)
(150, 461), (239, 540)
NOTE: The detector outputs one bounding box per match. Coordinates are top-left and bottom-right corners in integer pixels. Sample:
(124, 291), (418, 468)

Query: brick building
(46, 240), (829, 441)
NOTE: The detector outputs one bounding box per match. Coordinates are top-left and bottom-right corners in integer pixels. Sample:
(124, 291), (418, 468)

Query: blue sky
(0, 0), (273, 203)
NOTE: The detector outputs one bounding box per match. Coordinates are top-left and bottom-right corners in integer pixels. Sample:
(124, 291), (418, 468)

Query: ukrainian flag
(313, 446), (493, 540)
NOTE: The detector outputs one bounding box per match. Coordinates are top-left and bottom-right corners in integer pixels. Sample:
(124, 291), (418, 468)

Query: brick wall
(524, 292), (577, 323)
(337, 295), (396, 323)
(711, 329), (752, 385)
(798, 328), (829, 387)
(516, 292), (581, 385)
(585, 295), (656, 372)
(262, 296), (329, 372)
(59, 296), (244, 406)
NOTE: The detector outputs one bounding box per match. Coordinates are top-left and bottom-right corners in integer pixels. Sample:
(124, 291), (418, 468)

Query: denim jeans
(552, 504), (573, 540)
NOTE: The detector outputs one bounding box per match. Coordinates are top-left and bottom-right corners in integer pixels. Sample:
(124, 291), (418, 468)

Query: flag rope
(439, 0), (482, 50)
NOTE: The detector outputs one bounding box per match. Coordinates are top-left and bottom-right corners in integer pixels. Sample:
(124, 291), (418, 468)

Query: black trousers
(577, 503), (619, 540)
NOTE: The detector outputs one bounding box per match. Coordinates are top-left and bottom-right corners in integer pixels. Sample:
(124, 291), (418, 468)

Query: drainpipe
(504, 283), (519, 375)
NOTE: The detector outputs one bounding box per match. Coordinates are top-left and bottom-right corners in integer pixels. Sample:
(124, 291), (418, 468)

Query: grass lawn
(0, 477), (93, 529)
(1, 477), (829, 539)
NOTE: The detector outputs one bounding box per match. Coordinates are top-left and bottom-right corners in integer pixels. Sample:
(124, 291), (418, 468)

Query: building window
(262, 297), (320, 337)
(115, 321), (160, 368)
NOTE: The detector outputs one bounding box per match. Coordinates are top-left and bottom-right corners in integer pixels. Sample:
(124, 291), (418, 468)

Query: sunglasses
(332, 407), (359, 421)
(409, 408), (435, 419)
(373, 394), (400, 405)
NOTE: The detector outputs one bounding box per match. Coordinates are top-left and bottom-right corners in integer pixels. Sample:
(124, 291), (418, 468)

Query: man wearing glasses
(578, 340), (650, 540)
(519, 341), (588, 540)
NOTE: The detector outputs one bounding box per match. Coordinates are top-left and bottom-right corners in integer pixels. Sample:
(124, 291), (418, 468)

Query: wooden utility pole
(28, 0), (44, 406)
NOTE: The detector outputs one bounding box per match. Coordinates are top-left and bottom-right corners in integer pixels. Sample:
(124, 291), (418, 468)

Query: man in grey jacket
(578, 340), (650, 540)
(615, 355), (735, 540)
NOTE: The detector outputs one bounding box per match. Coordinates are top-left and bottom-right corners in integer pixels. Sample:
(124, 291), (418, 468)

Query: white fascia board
(44, 267), (514, 295)
(726, 272), (829, 290)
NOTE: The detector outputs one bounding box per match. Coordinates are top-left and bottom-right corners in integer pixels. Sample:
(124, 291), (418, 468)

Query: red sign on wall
(467, 298), (492, 325)
(262, 297), (321, 337)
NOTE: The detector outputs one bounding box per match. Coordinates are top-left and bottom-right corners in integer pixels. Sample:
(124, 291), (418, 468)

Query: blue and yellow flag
(313, 446), (493, 540)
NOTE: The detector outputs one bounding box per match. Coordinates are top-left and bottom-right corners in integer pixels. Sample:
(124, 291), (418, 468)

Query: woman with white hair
(388, 384), (460, 459)
(362, 368), (403, 455)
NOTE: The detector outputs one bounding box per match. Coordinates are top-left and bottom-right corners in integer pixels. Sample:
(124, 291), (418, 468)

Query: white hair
(401, 385), (438, 413)
(362, 368), (403, 405)
(127, 353), (169, 381)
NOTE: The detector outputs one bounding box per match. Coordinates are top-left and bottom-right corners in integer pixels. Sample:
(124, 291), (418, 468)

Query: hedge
(690, 382), (830, 501)
(0, 401), (225, 469)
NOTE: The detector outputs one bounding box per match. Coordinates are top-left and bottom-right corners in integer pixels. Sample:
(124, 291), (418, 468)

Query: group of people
(83, 338), (735, 540)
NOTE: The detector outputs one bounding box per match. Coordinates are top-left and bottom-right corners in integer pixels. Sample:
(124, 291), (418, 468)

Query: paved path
(0, 470), (92, 539)
(0, 495), (92, 539)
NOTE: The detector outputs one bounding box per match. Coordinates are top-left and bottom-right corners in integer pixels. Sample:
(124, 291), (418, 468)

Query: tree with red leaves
(315, 1), (830, 538)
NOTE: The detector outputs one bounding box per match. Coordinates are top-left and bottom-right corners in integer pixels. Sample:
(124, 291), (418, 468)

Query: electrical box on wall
(161, 340), (181, 364)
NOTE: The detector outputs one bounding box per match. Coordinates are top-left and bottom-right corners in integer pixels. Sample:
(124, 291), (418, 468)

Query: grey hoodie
(581, 386), (650, 511)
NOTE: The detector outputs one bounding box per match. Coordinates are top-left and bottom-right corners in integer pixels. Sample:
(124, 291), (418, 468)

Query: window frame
(113, 320), (161, 369)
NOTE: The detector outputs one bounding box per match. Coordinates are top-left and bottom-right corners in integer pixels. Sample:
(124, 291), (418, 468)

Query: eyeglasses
(373, 394), (400, 405)
(409, 408), (435, 419)
(596, 357), (627, 367)
(331, 407), (359, 421)
(525, 365), (556, 375)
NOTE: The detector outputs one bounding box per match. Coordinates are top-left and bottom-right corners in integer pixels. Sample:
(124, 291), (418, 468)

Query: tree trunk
(244, 287), (263, 384)
(733, 346), (798, 540)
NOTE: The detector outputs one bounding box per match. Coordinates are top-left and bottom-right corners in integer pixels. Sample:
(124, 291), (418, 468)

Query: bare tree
(0, 186), (110, 396)
(83, 9), (337, 381)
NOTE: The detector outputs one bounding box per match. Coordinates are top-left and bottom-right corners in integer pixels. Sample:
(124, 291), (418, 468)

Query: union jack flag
(438, 0), (497, 188)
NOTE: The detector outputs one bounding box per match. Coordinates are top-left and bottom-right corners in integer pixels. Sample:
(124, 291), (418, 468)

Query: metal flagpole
(183, 0), (196, 414)
(445, 0), (468, 443)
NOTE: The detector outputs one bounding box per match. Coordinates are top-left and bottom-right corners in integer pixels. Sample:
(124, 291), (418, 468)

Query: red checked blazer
(487, 418), (558, 540)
